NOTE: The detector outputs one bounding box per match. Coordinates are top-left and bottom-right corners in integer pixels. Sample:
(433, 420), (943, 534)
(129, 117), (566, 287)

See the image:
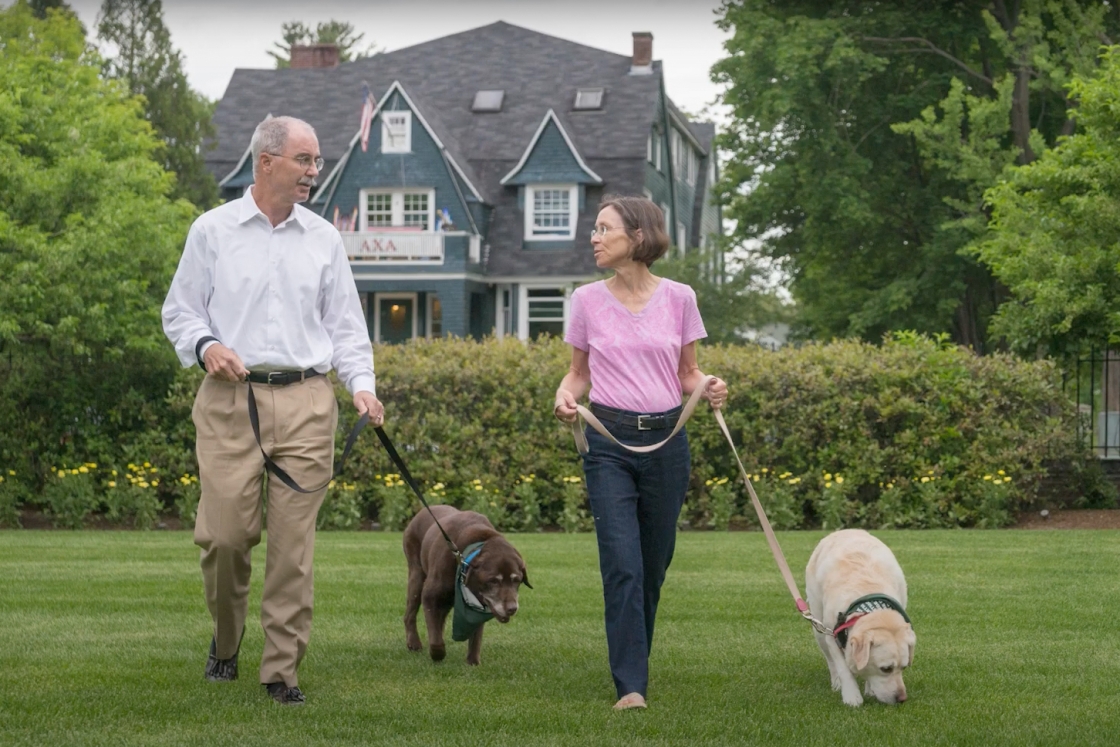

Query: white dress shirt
(162, 187), (376, 396)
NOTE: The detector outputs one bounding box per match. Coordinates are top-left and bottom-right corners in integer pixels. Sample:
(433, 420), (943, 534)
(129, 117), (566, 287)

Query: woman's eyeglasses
(590, 225), (622, 239)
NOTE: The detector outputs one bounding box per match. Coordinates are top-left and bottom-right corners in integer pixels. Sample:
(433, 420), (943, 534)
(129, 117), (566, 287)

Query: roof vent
(472, 90), (505, 112)
(573, 88), (604, 110)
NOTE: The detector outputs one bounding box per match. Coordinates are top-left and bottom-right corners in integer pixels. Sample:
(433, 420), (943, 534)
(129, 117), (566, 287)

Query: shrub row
(0, 334), (1112, 530)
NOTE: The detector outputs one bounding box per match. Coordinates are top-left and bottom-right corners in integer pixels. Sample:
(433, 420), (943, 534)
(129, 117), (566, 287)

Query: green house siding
(503, 119), (597, 185)
(353, 277), (493, 340)
(319, 91), (474, 233)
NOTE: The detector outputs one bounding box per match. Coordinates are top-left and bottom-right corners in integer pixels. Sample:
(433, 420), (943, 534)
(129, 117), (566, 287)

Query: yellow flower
(997, 470), (1006, 476)
(70, 469), (79, 475)
(111, 470), (118, 477)
(152, 480), (159, 487)
(886, 483), (894, 489)
(6, 469), (13, 476)
(58, 472), (66, 479)
(139, 481), (149, 488)
(920, 476), (930, 483)
(143, 462), (150, 468)
(718, 478), (729, 485)
(824, 473), (833, 481)
(835, 476), (844, 484)
(108, 481), (116, 488)
(752, 474), (760, 481)
(705, 479), (713, 486)
(927, 470), (935, 475)
(79, 466), (89, 474)
(983, 475), (992, 481)
(761, 467), (769, 473)
(489, 501), (496, 507)
(475, 485), (482, 490)
(825, 482), (832, 489)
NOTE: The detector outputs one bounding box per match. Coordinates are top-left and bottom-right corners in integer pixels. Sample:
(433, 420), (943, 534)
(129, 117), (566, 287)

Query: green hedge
(1, 334), (1112, 529)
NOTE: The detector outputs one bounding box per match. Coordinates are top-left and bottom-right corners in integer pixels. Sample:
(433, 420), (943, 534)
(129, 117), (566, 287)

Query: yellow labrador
(805, 529), (915, 706)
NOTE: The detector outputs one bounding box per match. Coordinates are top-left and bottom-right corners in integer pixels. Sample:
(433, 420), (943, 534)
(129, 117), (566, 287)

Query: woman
(553, 195), (727, 710)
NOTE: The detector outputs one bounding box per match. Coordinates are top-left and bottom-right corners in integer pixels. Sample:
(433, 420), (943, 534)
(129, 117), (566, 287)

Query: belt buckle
(637, 414), (653, 431)
(266, 371), (285, 386)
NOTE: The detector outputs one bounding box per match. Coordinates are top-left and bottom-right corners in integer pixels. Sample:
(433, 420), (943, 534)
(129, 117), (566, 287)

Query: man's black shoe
(205, 637), (239, 682)
(264, 681), (306, 706)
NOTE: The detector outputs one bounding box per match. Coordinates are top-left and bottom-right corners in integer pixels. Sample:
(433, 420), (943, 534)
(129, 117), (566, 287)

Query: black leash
(246, 382), (462, 561)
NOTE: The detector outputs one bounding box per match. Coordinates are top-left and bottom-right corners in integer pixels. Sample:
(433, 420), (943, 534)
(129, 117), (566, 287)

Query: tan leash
(569, 375), (833, 635)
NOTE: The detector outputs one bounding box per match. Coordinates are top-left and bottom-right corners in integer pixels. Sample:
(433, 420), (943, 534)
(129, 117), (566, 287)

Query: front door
(377, 294), (415, 344)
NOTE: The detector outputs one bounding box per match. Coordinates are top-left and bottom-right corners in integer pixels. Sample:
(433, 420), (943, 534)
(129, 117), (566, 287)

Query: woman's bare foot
(613, 692), (647, 710)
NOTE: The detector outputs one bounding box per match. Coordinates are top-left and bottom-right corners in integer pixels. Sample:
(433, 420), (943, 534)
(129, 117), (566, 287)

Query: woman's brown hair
(598, 194), (670, 267)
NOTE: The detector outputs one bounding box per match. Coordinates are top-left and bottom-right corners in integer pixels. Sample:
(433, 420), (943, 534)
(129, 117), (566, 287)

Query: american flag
(359, 84), (375, 152)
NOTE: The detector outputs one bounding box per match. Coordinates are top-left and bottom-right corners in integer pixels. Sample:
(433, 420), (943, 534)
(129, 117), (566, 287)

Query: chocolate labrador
(402, 505), (531, 665)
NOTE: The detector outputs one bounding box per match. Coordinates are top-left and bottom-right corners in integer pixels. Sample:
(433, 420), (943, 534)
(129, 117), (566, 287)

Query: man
(162, 115), (383, 706)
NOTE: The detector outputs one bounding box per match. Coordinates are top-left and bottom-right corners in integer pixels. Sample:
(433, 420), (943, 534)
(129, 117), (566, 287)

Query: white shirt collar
(240, 185), (307, 230)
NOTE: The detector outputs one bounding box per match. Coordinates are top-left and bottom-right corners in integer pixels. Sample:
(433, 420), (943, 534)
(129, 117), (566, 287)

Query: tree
(97, 0), (218, 208)
(978, 46), (1120, 357)
(268, 19), (379, 68)
(0, 0), (196, 474)
(656, 245), (791, 345)
(712, 0), (1120, 350)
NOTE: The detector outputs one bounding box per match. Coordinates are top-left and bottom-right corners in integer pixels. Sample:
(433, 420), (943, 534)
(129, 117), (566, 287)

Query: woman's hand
(704, 376), (728, 410)
(554, 389), (579, 424)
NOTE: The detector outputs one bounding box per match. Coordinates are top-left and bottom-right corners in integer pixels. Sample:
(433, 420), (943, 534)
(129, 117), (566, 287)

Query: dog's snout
(895, 690), (907, 704)
(507, 602), (518, 616)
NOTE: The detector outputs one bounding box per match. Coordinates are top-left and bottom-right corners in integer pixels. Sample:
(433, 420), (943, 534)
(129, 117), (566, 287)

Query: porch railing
(340, 231), (444, 262)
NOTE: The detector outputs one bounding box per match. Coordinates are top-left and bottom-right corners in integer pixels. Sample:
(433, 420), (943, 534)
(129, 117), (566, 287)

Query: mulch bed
(9, 508), (1120, 530)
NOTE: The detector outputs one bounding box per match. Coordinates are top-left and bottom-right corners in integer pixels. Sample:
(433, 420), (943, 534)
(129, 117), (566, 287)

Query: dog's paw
(429, 644), (446, 662)
(830, 674), (843, 692)
(466, 655), (480, 666)
(406, 639), (422, 652)
(842, 690), (864, 707)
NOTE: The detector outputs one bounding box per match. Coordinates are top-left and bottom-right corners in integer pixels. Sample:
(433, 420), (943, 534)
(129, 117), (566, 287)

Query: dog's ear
(519, 561), (532, 589)
(905, 625), (916, 666)
(849, 631), (871, 671)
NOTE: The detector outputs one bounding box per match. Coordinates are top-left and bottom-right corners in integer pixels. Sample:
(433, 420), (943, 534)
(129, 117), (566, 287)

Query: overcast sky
(59, 0), (733, 120)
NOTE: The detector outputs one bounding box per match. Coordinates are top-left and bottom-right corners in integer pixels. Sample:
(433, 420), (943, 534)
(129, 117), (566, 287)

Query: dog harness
(452, 542), (494, 642)
(833, 594), (911, 650)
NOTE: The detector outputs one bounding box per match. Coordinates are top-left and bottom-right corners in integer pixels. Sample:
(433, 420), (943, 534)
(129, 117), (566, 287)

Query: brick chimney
(631, 32), (653, 74)
(290, 43), (340, 69)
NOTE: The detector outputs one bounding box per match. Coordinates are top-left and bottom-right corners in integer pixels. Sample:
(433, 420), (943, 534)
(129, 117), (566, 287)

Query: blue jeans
(581, 414), (691, 699)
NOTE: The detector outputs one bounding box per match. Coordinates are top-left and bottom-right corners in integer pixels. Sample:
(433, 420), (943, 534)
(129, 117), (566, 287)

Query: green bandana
(452, 542), (494, 642)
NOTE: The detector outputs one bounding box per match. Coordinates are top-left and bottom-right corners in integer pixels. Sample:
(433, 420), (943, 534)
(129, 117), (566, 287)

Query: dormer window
(525, 185), (578, 240)
(381, 111), (411, 153)
(573, 88), (604, 110)
(472, 90), (504, 112)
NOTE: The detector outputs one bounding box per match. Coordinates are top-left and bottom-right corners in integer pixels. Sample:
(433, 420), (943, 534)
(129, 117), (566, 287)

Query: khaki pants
(191, 375), (337, 686)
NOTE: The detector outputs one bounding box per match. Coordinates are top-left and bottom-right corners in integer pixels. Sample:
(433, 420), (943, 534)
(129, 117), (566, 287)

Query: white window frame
(517, 284), (570, 340)
(661, 203), (671, 238)
(653, 131), (663, 171)
(372, 292), (418, 343)
(524, 184), (578, 241)
(677, 221), (687, 253)
(426, 293), (442, 339)
(642, 188), (653, 201)
(359, 188), (436, 231)
(380, 110), (412, 154)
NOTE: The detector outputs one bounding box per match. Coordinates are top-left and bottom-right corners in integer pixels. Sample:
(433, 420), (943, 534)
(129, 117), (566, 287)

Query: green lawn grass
(1, 530), (1118, 746)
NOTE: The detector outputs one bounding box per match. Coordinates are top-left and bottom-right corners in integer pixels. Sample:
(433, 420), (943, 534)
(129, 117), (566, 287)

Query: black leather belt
(245, 369), (323, 386)
(589, 403), (682, 431)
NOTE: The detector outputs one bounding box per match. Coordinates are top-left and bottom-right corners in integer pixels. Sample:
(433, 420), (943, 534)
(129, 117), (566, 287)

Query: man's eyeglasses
(590, 225), (622, 239)
(268, 153), (325, 171)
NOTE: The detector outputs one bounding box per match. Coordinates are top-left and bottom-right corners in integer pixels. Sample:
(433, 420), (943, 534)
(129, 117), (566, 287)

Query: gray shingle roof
(209, 21), (681, 191)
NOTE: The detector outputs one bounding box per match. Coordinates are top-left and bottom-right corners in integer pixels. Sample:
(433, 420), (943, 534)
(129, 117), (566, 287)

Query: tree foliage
(0, 0), (196, 475)
(268, 19), (379, 68)
(656, 245), (791, 345)
(97, 0), (218, 208)
(712, 0), (1120, 350)
(979, 46), (1120, 356)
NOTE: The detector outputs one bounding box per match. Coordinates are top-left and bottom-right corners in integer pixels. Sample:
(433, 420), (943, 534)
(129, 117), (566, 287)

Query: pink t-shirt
(565, 279), (707, 413)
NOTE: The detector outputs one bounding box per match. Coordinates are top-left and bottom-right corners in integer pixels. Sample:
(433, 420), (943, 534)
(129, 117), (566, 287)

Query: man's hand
(354, 391), (384, 426)
(203, 343), (249, 382)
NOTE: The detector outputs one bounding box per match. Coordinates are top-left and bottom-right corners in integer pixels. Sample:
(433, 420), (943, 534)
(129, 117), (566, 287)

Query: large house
(207, 22), (722, 343)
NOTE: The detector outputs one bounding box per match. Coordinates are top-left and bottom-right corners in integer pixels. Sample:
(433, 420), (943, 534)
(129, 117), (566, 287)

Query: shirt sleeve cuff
(347, 374), (376, 398)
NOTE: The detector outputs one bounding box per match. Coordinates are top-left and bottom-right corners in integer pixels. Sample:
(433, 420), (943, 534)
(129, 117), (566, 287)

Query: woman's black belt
(245, 369), (323, 386)
(589, 403), (683, 431)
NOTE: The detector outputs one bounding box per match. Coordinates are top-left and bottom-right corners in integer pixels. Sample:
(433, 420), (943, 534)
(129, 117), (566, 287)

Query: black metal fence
(1069, 348), (1120, 459)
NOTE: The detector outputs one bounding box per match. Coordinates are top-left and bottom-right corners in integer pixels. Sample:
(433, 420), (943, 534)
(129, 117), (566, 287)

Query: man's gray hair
(250, 116), (316, 177)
